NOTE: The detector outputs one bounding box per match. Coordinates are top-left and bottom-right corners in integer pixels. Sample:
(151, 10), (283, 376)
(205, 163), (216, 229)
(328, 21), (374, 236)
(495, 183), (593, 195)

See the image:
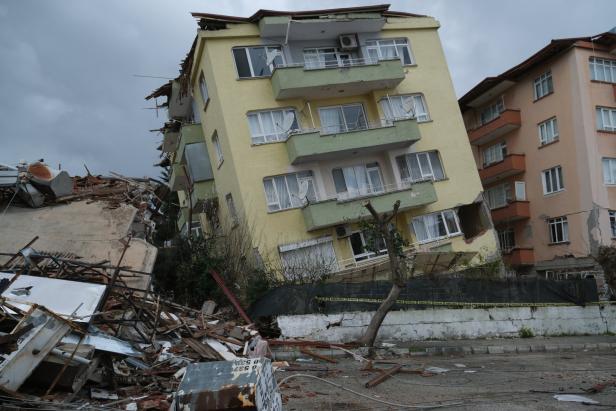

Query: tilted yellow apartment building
(148, 5), (499, 278)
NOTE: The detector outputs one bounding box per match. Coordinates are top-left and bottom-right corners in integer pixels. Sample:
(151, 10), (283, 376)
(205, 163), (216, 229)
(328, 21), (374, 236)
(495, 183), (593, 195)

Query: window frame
(198, 72), (209, 107)
(396, 150), (445, 184)
(231, 45), (285, 79)
(596, 106), (616, 132)
(348, 231), (388, 262)
(603, 158), (616, 185)
(497, 228), (515, 253)
(225, 193), (239, 226)
(538, 117), (559, 145)
(479, 97), (505, 126)
(318, 103), (368, 134)
(411, 209), (462, 244)
(547, 216), (569, 244)
(482, 141), (507, 167)
(590, 57), (616, 83)
(541, 165), (564, 195)
(533, 71), (554, 100)
(211, 131), (223, 167)
(365, 38), (414, 65)
(379, 94), (430, 123)
(332, 162), (385, 200)
(263, 171), (316, 212)
(485, 183), (511, 210)
(247, 108), (299, 145)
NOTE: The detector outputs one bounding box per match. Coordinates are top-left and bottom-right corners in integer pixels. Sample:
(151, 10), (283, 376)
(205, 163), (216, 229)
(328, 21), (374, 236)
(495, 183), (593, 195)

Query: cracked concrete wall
(278, 305), (616, 343)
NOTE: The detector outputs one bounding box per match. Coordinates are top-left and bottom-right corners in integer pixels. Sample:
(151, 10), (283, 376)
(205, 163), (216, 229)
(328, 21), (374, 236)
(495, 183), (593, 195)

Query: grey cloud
(1, 0), (614, 178)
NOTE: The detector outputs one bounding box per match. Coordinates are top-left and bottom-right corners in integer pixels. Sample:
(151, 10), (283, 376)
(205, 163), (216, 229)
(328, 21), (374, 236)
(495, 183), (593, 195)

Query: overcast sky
(1, 1), (614, 178)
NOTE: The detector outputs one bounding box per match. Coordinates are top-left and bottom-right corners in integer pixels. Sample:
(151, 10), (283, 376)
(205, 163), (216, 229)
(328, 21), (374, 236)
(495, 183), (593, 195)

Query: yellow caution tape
(314, 296), (614, 308)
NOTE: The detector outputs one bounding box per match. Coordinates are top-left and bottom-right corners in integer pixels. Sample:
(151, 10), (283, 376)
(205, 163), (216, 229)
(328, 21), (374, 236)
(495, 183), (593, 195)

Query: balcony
(176, 124), (204, 163)
(271, 59), (405, 100)
(162, 130), (180, 153)
(469, 109), (521, 146)
(190, 180), (217, 210)
(169, 164), (189, 192)
(286, 118), (420, 165)
(502, 247), (534, 266)
(491, 201), (530, 225)
(302, 181), (437, 231)
(479, 154), (526, 184)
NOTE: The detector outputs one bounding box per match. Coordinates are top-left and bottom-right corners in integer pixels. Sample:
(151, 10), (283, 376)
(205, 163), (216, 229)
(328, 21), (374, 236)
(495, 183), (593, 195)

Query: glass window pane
(233, 48), (252, 78)
(412, 219), (428, 242)
(264, 179), (279, 210)
(428, 152), (444, 180)
(418, 153), (432, 178)
(261, 112), (276, 141)
(443, 211), (459, 234)
(343, 105), (367, 131)
(396, 156), (410, 181)
(320, 107), (343, 134)
(248, 47), (270, 77)
(274, 176), (291, 209)
(333, 168), (347, 193)
(287, 175), (301, 207)
(408, 154), (422, 181)
(248, 114), (262, 139)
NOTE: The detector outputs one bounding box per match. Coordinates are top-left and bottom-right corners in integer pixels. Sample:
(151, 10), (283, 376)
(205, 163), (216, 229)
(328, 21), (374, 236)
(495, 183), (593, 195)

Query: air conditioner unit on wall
(339, 34), (359, 50)
(335, 225), (351, 238)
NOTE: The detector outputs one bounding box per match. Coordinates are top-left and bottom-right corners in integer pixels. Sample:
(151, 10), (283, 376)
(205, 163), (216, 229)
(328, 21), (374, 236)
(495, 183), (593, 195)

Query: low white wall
(277, 305), (616, 343)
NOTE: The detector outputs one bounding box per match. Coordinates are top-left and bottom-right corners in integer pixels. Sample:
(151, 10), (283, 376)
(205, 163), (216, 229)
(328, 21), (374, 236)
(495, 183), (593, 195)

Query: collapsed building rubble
(0, 248), (280, 410)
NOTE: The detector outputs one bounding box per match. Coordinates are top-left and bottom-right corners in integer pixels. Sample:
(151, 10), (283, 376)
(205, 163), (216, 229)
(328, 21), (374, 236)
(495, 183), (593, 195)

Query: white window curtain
(597, 107), (616, 131)
(483, 142), (506, 166)
(263, 171), (316, 212)
(333, 163), (384, 200)
(412, 210), (461, 243)
(380, 95), (429, 123)
(319, 104), (366, 134)
(486, 184), (511, 209)
(396, 151), (444, 183)
(538, 117), (559, 145)
(365, 39), (413, 65)
(247, 109), (298, 144)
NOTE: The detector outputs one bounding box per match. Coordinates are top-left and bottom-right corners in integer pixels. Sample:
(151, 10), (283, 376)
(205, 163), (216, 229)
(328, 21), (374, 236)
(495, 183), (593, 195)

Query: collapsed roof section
(459, 31), (616, 110)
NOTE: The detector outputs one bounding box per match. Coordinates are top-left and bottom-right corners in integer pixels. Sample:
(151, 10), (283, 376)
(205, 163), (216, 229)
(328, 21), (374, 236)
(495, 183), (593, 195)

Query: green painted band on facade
(314, 296), (613, 308)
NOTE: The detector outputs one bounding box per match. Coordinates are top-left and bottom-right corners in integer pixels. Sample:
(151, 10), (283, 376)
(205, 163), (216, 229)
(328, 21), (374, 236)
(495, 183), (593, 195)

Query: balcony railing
(302, 180), (437, 231)
(468, 109), (521, 146)
(502, 247), (534, 266)
(271, 58), (406, 100)
(479, 154), (526, 184)
(286, 118), (420, 165)
(491, 201), (531, 225)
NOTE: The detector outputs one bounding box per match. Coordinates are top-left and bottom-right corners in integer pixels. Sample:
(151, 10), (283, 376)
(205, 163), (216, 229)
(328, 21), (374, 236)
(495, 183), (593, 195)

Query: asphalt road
(277, 349), (616, 410)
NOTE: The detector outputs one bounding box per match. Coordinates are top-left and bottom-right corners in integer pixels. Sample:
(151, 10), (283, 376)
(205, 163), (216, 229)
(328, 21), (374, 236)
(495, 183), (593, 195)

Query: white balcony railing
(291, 117), (413, 137)
(274, 57), (380, 71)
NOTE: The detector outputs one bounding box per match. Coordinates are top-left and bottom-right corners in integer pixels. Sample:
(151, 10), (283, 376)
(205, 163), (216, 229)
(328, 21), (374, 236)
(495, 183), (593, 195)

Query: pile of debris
(0, 245), (276, 410)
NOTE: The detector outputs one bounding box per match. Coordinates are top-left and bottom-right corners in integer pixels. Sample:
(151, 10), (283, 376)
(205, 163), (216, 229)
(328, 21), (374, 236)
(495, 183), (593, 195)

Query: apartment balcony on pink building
(502, 247), (535, 267)
(491, 201), (530, 225)
(479, 154), (525, 184)
(469, 109), (521, 146)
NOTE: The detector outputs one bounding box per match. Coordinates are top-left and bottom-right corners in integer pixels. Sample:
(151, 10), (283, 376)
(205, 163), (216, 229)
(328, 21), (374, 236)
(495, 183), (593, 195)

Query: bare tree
(357, 199), (410, 347)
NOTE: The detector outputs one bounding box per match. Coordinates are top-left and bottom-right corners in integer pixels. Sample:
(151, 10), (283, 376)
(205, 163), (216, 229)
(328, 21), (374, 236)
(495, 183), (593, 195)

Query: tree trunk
(357, 282), (402, 347)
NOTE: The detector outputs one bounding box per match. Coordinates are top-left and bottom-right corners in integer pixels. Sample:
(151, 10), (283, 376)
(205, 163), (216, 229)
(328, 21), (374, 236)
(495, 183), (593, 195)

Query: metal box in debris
(173, 358), (282, 411)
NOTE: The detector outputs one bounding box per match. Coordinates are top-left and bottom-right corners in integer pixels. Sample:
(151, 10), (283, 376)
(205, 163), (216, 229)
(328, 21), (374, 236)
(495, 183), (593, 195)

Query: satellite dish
(297, 179), (310, 204)
(282, 112), (296, 131)
(266, 50), (281, 67)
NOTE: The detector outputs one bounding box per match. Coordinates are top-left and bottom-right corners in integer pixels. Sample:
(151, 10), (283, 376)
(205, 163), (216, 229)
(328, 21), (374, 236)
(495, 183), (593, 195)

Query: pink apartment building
(460, 29), (616, 278)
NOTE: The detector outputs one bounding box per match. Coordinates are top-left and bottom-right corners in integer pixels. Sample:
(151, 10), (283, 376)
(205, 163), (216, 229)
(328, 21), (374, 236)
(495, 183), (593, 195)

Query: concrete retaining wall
(277, 305), (616, 343)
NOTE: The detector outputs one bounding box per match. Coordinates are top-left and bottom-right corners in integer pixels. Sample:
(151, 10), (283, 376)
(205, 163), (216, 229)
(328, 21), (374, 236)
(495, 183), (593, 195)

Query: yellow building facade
(154, 5), (499, 277)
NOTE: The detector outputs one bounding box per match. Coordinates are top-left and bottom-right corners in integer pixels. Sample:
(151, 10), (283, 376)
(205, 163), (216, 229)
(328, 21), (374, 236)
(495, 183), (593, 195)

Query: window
(365, 38), (413, 65)
(211, 132), (223, 166)
(482, 141), (507, 166)
(538, 117), (559, 145)
(596, 107), (616, 131)
(225, 193), (239, 226)
(603, 158), (616, 185)
(379, 94), (429, 122)
(184, 143), (213, 183)
(590, 57), (616, 83)
(534, 71), (553, 100)
(232, 46), (283, 78)
(480, 98), (505, 125)
(263, 171), (316, 212)
(247, 109), (299, 144)
(319, 104), (367, 134)
(515, 181), (527, 201)
(548, 216), (569, 244)
(412, 210), (461, 243)
(349, 231), (387, 262)
(610, 210), (616, 238)
(542, 166), (564, 194)
(279, 237), (338, 279)
(332, 163), (384, 200)
(497, 228), (515, 252)
(303, 48), (356, 69)
(190, 221), (203, 238)
(485, 183), (511, 209)
(199, 72), (209, 105)
(396, 151), (445, 183)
